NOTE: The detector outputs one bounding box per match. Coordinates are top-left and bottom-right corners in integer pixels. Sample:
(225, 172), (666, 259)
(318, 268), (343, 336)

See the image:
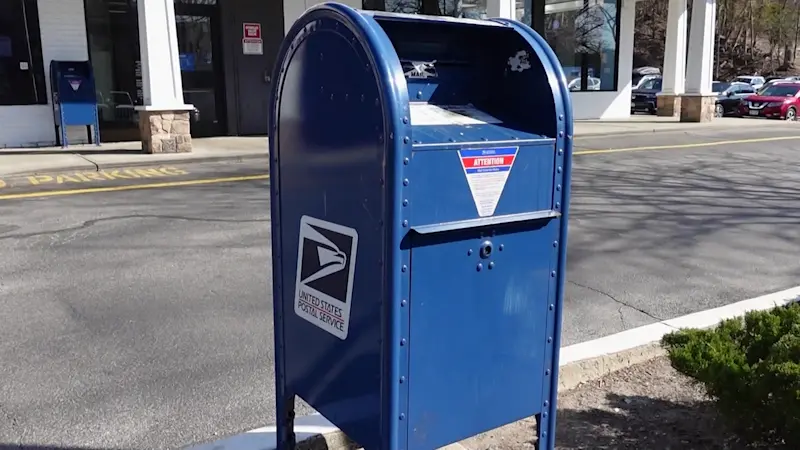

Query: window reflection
(519, 0), (620, 92)
(85, 0), (141, 140)
(367, 0), (488, 18)
(0, 0), (46, 106)
(176, 15), (213, 72)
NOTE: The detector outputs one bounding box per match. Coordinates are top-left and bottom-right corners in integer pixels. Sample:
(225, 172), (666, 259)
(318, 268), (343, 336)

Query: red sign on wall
(242, 22), (263, 55)
(243, 22), (262, 40)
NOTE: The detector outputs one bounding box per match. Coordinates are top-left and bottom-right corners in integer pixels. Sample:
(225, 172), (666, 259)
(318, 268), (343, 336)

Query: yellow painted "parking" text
(26, 167), (189, 186)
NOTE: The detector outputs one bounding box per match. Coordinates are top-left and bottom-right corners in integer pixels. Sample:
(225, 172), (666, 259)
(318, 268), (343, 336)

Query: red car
(738, 82), (800, 120)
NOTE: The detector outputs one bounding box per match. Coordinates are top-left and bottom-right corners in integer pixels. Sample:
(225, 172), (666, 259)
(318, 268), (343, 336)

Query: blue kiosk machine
(270, 4), (573, 449)
(50, 60), (101, 148)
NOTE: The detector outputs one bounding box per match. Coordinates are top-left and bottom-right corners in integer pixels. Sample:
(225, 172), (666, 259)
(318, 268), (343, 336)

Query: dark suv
(631, 76), (662, 114)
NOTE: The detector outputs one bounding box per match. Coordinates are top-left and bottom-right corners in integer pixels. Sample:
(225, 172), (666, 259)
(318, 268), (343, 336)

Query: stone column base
(656, 94), (681, 117)
(679, 95), (716, 123)
(138, 109), (192, 153)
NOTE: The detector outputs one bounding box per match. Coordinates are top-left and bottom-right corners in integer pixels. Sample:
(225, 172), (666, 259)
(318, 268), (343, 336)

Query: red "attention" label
(460, 155), (516, 168)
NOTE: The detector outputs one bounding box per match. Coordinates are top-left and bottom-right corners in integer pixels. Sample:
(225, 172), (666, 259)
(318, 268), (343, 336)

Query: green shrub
(661, 303), (800, 448)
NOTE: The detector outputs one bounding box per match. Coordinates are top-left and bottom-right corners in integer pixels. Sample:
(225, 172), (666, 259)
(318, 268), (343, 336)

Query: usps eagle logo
(293, 216), (358, 340)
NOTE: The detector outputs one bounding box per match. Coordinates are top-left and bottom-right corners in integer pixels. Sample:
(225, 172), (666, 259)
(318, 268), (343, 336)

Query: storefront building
(0, 0), (690, 148)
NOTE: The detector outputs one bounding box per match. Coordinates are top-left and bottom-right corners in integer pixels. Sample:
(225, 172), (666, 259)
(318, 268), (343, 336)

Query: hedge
(661, 303), (800, 448)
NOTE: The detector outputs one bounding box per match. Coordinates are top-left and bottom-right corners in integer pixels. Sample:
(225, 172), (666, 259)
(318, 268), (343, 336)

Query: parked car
(732, 75), (766, 90)
(713, 82), (756, 117)
(737, 82), (800, 120)
(630, 76), (662, 114)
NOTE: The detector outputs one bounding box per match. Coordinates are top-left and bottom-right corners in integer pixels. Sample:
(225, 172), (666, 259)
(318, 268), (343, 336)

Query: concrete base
(138, 110), (192, 153)
(656, 94), (681, 117)
(679, 95), (716, 123)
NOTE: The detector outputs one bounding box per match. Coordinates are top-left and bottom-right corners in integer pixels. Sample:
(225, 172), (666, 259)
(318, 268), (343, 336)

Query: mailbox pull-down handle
(410, 210), (561, 235)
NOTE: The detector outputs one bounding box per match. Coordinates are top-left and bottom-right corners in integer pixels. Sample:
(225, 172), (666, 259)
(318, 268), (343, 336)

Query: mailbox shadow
(555, 393), (738, 449)
(565, 149), (800, 283)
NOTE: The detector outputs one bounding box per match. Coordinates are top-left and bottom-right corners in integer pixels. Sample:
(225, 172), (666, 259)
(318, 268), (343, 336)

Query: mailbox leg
(276, 393), (296, 449)
(61, 125), (68, 149)
(535, 414), (541, 450)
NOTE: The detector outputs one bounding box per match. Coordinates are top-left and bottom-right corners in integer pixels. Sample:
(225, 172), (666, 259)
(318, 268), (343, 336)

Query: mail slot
(269, 3), (574, 449)
(50, 60), (100, 148)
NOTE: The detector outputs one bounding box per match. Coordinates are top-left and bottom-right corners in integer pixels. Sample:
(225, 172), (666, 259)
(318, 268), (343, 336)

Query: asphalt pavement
(0, 124), (799, 448)
(0, 160), (287, 450)
(564, 124), (800, 343)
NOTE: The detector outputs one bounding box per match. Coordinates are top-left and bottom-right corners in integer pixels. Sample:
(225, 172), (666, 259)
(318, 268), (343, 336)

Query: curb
(557, 341), (666, 392)
(573, 120), (798, 139)
(294, 431), (360, 450)
(574, 125), (731, 139)
(556, 285), (800, 392)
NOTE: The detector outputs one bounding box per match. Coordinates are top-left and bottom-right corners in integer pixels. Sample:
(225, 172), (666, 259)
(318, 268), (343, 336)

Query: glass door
(175, 1), (226, 137)
(0, 0), (46, 106)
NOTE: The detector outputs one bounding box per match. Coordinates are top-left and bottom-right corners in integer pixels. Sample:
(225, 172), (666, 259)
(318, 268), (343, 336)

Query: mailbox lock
(479, 240), (493, 259)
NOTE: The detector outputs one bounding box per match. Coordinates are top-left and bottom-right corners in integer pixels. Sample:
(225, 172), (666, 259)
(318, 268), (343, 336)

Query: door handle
(264, 71), (271, 84)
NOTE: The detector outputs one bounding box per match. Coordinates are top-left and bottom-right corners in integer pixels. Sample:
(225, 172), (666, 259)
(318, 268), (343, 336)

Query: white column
(661, 0), (687, 95)
(487, 0), (515, 18)
(685, 0), (717, 95)
(617, 0), (635, 90)
(136, 0), (192, 110)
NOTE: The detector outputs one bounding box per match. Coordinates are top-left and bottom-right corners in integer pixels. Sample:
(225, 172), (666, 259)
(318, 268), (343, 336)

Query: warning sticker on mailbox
(293, 215), (358, 340)
(458, 147), (519, 217)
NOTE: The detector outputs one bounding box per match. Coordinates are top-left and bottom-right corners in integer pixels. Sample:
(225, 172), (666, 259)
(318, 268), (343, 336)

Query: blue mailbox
(50, 60), (101, 148)
(270, 4), (573, 449)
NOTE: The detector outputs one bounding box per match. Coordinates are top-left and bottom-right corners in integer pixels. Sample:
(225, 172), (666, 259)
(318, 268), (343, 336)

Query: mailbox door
(406, 218), (559, 449)
(407, 142), (558, 225)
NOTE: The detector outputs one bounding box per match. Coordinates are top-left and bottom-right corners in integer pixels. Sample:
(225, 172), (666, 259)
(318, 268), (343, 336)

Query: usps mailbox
(270, 3), (573, 449)
(50, 60), (101, 148)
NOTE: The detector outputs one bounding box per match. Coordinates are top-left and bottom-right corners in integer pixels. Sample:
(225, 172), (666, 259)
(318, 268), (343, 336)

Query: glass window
(519, 0), (620, 92)
(85, 0), (142, 140)
(0, 0), (47, 106)
(638, 77), (661, 91)
(365, 0), (488, 18)
(712, 82), (730, 93)
(516, 0), (530, 22)
(86, 0), (225, 141)
(759, 84), (800, 97)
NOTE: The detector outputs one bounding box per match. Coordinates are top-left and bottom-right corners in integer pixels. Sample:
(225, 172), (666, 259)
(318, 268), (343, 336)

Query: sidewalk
(0, 136), (267, 176)
(573, 115), (794, 136)
(0, 116), (792, 176)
